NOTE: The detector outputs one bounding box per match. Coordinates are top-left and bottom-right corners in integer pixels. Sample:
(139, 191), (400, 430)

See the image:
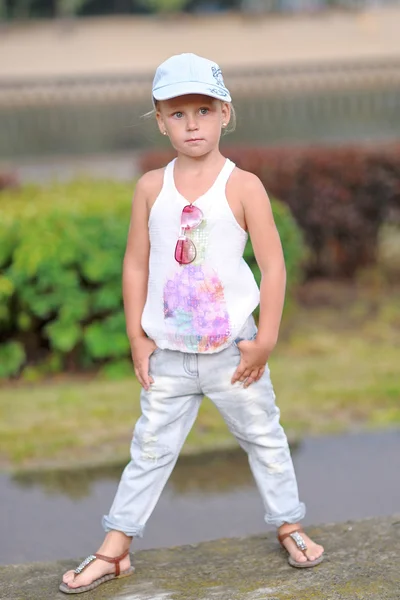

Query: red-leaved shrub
(0, 172), (19, 193)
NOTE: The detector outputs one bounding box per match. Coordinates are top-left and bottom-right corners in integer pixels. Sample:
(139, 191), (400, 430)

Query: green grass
(0, 281), (399, 472)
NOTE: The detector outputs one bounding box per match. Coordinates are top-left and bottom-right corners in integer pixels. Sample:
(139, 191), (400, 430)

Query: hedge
(0, 172), (18, 192)
(139, 144), (400, 277)
(0, 180), (305, 379)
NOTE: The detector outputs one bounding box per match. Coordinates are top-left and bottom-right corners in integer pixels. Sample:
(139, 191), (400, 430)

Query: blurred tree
(55, 0), (87, 16)
(147, 0), (187, 12)
(78, 0), (152, 15)
(13, 0), (31, 17)
(4, 0), (192, 18)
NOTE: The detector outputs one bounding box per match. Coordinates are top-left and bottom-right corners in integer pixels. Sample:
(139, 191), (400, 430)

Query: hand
(231, 339), (273, 388)
(130, 336), (158, 391)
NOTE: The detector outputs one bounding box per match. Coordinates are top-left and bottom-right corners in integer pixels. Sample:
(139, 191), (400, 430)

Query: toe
(62, 570), (75, 584)
(306, 554), (316, 562)
(67, 576), (83, 589)
(306, 543), (324, 562)
(294, 551), (307, 563)
(280, 528), (324, 565)
(312, 544), (324, 559)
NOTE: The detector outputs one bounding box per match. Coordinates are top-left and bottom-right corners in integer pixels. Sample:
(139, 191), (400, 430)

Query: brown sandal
(59, 549), (135, 594)
(278, 528), (324, 568)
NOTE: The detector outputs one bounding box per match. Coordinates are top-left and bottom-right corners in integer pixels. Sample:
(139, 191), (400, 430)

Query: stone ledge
(1, 515), (399, 600)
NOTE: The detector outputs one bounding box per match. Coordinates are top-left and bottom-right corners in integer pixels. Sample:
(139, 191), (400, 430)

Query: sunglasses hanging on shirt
(174, 204), (203, 265)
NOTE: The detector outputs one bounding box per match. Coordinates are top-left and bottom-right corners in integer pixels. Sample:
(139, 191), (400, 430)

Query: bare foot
(62, 531), (132, 590)
(278, 523), (324, 564)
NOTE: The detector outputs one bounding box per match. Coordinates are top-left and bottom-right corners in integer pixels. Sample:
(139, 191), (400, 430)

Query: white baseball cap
(152, 53), (232, 104)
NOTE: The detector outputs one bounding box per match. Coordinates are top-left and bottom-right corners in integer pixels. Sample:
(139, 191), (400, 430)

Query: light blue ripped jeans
(102, 316), (306, 536)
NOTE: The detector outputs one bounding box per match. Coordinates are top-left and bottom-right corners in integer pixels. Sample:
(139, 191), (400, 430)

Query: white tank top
(141, 158), (260, 353)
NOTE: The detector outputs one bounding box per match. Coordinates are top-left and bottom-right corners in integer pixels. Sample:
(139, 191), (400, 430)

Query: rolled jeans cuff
(102, 515), (145, 538)
(264, 502), (306, 528)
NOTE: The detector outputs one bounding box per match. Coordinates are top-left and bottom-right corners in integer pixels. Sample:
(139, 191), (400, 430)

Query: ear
(155, 108), (167, 136)
(221, 102), (231, 127)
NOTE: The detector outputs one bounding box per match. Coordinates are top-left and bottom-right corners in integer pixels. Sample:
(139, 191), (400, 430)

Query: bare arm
(231, 172), (286, 387)
(243, 174), (286, 349)
(123, 176), (151, 343)
(123, 172), (161, 389)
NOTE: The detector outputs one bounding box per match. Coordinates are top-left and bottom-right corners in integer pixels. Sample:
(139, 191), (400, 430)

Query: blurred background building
(1, 0), (400, 173)
(1, 0), (396, 18)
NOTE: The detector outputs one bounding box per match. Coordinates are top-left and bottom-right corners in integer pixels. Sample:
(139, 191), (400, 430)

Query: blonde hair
(143, 98), (237, 135)
(223, 104), (237, 135)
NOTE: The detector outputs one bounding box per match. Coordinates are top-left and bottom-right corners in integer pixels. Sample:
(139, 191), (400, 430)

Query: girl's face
(156, 94), (230, 157)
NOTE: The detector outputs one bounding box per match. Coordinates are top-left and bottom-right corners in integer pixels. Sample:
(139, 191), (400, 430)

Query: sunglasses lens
(181, 205), (203, 230)
(175, 238), (196, 264)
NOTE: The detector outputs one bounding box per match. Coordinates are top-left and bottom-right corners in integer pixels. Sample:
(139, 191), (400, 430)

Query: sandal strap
(74, 555), (97, 575)
(94, 549), (130, 577)
(277, 527), (304, 545)
(278, 528), (308, 556)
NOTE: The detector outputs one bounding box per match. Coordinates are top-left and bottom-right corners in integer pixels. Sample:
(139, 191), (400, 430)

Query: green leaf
(83, 313), (129, 360)
(58, 293), (91, 322)
(0, 276), (15, 300)
(0, 304), (10, 324)
(0, 341), (25, 379)
(45, 320), (82, 352)
(17, 312), (32, 331)
(81, 252), (122, 283)
(0, 226), (17, 268)
(100, 359), (133, 381)
(92, 282), (122, 312)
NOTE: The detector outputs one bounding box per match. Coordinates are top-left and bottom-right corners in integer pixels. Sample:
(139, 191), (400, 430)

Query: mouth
(186, 138), (204, 143)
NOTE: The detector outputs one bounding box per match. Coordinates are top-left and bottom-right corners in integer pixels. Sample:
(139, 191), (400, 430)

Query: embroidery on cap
(212, 67), (225, 88)
(207, 87), (228, 98)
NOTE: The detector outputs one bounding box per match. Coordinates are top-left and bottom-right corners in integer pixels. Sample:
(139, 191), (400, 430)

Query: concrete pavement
(1, 514), (399, 599)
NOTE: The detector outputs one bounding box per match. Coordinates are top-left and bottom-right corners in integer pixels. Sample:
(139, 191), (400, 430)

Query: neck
(175, 148), (225, 173)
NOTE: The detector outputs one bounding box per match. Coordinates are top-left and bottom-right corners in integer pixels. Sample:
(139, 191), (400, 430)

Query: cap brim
(153, 81), (231, 103)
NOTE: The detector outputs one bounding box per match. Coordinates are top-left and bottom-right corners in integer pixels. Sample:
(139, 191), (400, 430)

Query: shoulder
(228, 167), (274, 225)
(135, 168), (165, 199)
(229, 167), (267, 198)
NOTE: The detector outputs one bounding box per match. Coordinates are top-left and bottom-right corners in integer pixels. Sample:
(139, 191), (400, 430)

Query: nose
(186, 114), (199, 131)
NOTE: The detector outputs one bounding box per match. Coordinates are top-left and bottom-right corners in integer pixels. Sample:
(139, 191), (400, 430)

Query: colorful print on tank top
(163, 222), (231, 352)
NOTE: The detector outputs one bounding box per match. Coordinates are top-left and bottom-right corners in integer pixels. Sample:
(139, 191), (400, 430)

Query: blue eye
(199, 108), (209, 115)
(174, 112), (183, 118)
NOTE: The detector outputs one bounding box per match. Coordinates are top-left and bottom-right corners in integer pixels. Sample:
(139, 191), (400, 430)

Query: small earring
(222, 123), (227, 128)
(163, 131), (167, 136)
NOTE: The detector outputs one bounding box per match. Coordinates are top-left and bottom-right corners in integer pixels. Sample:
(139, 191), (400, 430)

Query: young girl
(60, 52), (324, 595)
